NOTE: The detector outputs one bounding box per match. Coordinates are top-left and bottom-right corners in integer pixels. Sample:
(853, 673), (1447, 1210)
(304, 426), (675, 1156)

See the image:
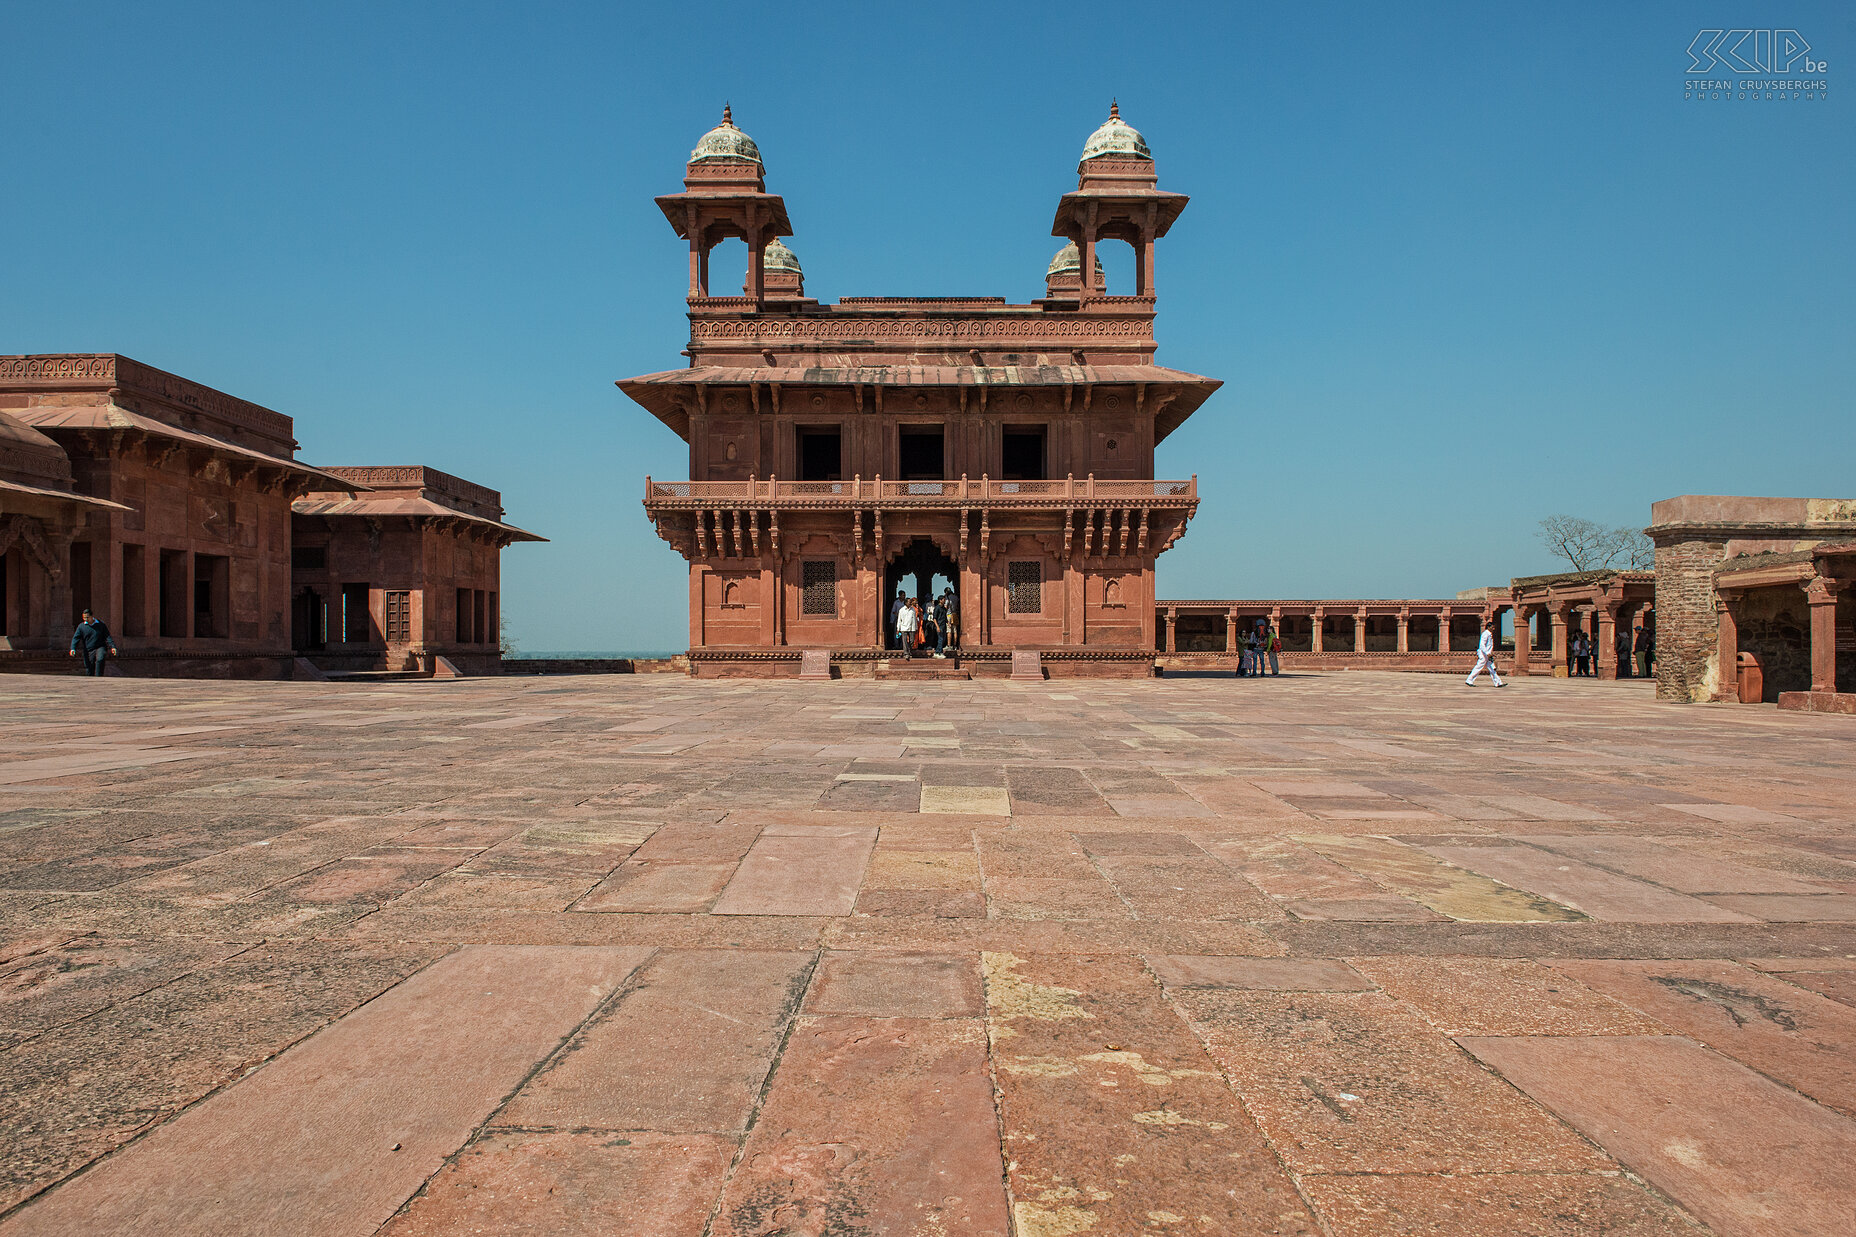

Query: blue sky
(5, 2), (1849, 652)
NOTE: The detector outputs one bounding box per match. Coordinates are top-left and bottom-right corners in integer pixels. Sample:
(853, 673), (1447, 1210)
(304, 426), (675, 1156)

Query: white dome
(690, 105), (762, 165)
(1081, 101), (1151, 160)
(763, 238), (801, 274)
(1046, 241), (1104, 277)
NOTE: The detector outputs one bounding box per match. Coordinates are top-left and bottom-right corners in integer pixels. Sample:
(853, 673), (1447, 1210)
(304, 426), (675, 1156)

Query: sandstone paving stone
(976, 830), (1099, 879)
(1551, 958), (1856, 1115)
(252, 848), (473, 905)
(0, 940), (446, 1215)
(712, 827), (877, 916)
(1089, 852), (1282, 921)
(0, 944), (643, 1236)
(1295, 835), (1586, 922)
(498, 948), (812, 1133)
(1701, 892), (1856, 921)
(379, 1131), (736, 1237)
(0, 936), (247, 1050)
(710, 1015), (1010, 1237)
(864, 848), (981, 891)
(1297, 1171), (1704, 1237)
(981, 951), (1320, 1236)
(986, 876), (1132, 921)
(854, 888), (989, 917)
(805, 950), (982, 1017)
(1168, 988), (1612, 1174)
(1280, 895), (1446, 921)
(1517, 833), (1834, 894)
(1349, 956), (1669, 1036)
(1419, 844), (1756, 923)
(1146, 955), (1373, 991)
(921, 785), (1011, 816)
(1459, 1034), (1856, 1237)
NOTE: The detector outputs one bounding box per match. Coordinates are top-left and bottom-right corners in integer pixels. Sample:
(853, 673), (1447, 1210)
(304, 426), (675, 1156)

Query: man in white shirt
(895, 596), (919, 658)
(1466, 619), (1506, 687)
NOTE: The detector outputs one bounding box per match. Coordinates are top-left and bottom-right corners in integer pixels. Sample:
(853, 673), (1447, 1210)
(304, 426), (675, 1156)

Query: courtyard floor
(1, 670), (1853, 1236)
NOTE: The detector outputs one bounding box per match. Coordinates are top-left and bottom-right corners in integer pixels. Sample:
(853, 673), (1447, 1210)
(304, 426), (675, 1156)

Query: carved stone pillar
(1353, 608), (1367, 653)
(1598, 604), (1619, 681)
(1164, 607), (1176, 653)
(1808, 576), (1842, 693)
(1310, 607), (1325, 653)
(1549, 603), (1569, 675)
(1224, 609), (1237, 654)
(1396, 608), (1410, 653)
(1436, 607), (1452, 653)
(1714, 591), (1741, 702)
(1513, 605), (1532, 675)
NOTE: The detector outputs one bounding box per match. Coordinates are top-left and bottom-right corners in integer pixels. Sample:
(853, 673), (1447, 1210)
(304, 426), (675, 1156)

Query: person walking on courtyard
(1633, 625), (1652, 680)
(889, 589), (907, 650)
(920, 598), (940, 655)
(1237, 627), (1253, 677)
(1572, 630), (1590, 677)
(69, 608), (117, 676)
(895, 595), (919, 657)
(1616, 626), (1633, 677)
(1266, 623), (1282, 676)
(1465, 620), (1505, 687)
(940, 589), (959, 653)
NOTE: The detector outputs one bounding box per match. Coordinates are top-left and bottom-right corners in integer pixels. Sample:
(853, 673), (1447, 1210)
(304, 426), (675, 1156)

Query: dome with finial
(1046, 241), (1104, 278)
(690, 104), (762, 165)
(1080, 100), (1150, 160)
(763, 238), (801, 274)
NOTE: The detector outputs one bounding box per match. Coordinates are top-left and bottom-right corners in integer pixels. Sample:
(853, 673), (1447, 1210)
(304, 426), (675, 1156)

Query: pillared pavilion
(622, 105), (1219, 677)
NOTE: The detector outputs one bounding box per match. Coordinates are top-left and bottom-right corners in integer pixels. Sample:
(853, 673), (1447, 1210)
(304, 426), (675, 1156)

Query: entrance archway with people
(882, 537), (960, 652)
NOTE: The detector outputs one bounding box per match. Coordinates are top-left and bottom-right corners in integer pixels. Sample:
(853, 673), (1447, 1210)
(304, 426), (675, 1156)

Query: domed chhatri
(690, 104), (763, 166)
(1080, 100), (1150, 161)
(762, 237), (801, 274)
(1046, 241), (1104, 277)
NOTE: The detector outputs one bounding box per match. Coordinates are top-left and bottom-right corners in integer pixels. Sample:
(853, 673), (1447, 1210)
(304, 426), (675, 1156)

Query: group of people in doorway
(889, 589), (959, 658)
(1568, 624), (1655, 679)
(1236, 621), (1281, 677)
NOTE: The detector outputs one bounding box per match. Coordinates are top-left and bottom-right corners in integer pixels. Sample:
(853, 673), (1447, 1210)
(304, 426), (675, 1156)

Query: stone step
(873, 658), (971, 681)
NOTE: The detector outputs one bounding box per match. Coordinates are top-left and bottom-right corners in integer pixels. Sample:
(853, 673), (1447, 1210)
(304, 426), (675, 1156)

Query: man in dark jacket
(1635, 625), (1654, 680)
(69, 609), (117, 676)
(1616, 628), (1634, 678)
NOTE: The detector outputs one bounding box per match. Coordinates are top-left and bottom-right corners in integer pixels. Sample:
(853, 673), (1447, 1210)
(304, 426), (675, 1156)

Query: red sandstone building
(291, 467), (543, 675)
(624, 106), (1218, 677)
(0, 354), (538, 678)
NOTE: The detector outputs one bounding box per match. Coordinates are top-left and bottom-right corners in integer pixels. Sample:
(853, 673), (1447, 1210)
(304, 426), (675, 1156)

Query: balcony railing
(644, 475), (1196, 505)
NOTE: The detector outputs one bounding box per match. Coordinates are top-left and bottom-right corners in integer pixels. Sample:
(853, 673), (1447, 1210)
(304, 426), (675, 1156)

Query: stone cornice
(0, 354), (297, 450)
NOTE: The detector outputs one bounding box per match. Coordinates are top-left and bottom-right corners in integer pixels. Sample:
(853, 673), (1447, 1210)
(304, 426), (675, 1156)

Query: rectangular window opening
(1007, 560), (1042, 614)
(192, 553), (230, 639)
(800, 560), (836, 615)
(456, 587), (470, 643)
(342, 583), (373, 644)
(158, 549), (188, 638)
(292, 545), (327, 571)
(68, 542), (93, 628)
(1002, 427), (1047, 481)
(121, 544), (146, 638)
(898, 427), (944, 480)
(798, 428), (842, 482)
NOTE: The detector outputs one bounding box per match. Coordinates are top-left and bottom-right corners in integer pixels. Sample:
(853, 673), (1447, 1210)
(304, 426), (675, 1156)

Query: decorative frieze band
(690, 317), (1155, 340)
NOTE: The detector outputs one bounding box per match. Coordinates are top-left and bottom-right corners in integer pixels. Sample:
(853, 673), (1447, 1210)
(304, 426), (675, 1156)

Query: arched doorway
(882, 537), (959, 649)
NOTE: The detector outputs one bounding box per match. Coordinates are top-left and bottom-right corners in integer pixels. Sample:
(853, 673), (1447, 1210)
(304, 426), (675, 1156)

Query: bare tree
(1537, 515), (1635, 572)
(1621, 529), (1654, 570)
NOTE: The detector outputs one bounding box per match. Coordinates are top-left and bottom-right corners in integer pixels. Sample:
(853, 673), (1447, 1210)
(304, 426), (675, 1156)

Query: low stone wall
(687, 648), (1157, 680)
(0, 650), (295, 679)
(500, 657), (681, 675)
(1159, 650), (1496, 675)
(1777, 690), (1856, 715)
